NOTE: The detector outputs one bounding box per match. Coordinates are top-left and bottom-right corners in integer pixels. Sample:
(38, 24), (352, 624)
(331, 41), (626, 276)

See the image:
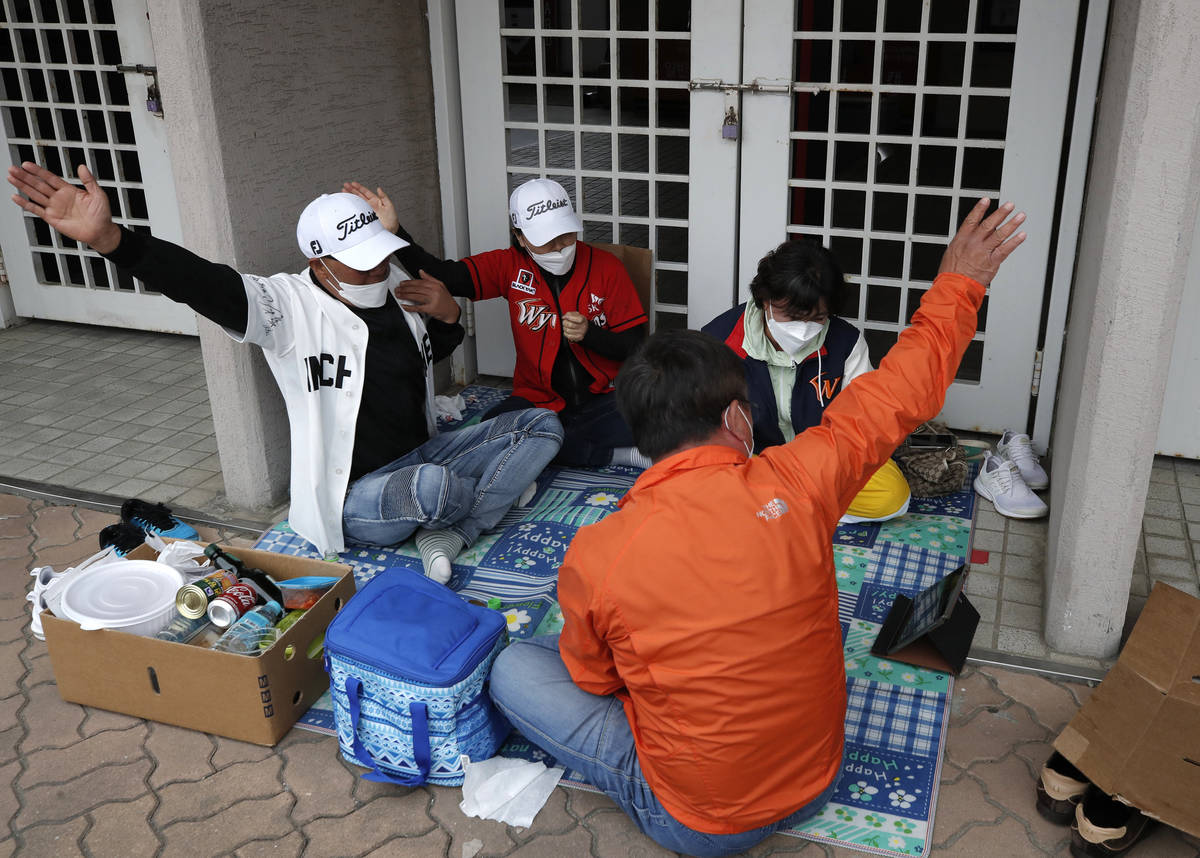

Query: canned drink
(207, 582), (258, 628)
(176, 569), (239, 619)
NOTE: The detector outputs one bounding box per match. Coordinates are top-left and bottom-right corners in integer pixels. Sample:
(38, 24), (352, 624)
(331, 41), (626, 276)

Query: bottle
(155, 613), (214, 644)
(258, 609), (306, 651)
(203, 545), (283, 604)
(212, 600), (283, 655)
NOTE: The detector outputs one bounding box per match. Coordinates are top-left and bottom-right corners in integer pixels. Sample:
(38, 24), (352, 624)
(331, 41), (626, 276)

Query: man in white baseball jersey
(8, 161), (564, 580)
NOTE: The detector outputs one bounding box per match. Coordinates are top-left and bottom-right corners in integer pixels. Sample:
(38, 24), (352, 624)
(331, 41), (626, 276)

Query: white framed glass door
(725, 0), (1080, 431)
(456, 0), (1084, 434)
(0, 0), (193, 334)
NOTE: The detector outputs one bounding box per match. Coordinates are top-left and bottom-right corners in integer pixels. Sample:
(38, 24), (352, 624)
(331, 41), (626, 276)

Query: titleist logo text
(336, 211), (379, 240)
(525, 198), (568, 220)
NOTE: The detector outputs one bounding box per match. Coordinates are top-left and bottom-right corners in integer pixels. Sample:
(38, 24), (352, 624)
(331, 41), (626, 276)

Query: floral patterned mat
(258, 385), (977, 857)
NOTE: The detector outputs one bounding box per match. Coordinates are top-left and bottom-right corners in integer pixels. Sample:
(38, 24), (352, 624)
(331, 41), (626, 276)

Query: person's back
(559, 442), (846, 830)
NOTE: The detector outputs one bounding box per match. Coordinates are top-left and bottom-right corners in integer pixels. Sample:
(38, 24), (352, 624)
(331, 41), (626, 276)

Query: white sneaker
(517, 480), (538, 508)
(974, 452), (1048, 519)
(997, 430), (1049, 490)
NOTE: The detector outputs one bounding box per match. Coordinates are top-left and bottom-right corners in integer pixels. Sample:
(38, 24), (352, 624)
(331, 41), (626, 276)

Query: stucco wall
(1044, 0), (1200, 655)
(146, 0), (442, 510)
(0, 253), (17, 329)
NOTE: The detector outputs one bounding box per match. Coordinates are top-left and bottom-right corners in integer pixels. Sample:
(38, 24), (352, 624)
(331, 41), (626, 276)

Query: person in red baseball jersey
(345, 178), (650, 469)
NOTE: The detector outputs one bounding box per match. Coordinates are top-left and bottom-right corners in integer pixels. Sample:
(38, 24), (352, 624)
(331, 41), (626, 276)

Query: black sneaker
(99, 522), (148, 556)
(1037, 751), (1090, 825)
(1070, 787), (1155, 857)
(120, 499), (199, 540)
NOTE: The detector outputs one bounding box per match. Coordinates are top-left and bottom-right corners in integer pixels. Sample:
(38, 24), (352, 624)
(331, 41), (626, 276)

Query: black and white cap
(295, 192), (409, 270)
(508, 178), (583, 247)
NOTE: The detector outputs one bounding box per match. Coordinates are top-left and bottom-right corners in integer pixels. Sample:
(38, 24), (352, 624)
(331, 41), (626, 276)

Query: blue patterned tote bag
(324, 567), (510, 786)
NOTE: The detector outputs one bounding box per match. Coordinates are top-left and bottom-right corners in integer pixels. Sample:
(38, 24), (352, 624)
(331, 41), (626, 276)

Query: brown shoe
(1037, 751), (1089, 825)
(1069, 787), (1155, 857)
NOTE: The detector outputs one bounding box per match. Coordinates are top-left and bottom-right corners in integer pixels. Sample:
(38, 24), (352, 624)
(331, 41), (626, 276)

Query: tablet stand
(870, 590), (980, 675)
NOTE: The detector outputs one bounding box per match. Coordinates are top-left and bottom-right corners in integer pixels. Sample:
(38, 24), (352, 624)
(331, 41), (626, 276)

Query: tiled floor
(3, 319), (1200, 670)
(4, 492), (1200, 856)
(966, 453), (1200, 675)
(0, 321), (244, 521)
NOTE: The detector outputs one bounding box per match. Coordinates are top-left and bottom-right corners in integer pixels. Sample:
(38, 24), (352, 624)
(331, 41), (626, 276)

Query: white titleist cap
(295, 192), (409, 270)
(508, 178), (583, 247)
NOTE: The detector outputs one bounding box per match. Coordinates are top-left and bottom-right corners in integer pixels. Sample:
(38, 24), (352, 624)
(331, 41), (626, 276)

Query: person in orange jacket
(488, 199), (1026, 856)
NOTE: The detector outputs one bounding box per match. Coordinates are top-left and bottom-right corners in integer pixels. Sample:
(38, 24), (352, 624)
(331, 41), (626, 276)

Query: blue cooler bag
(324, 568), (510, 786)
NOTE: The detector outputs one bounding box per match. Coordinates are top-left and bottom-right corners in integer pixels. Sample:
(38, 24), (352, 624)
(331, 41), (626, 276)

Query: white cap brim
(329, 228), (410, 271)
(520, 208), (583, 248)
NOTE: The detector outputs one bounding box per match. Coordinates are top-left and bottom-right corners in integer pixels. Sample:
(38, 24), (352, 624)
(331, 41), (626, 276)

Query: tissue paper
(459, 756), (565, 828)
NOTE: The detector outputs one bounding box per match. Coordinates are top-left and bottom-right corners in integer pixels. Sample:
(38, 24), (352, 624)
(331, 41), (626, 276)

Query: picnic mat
(254, 384), (977, 857)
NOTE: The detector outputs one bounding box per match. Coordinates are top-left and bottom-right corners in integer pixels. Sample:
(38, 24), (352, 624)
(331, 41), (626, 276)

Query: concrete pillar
(1044, 0), (1200, 656)
(145, 0), (443, 512)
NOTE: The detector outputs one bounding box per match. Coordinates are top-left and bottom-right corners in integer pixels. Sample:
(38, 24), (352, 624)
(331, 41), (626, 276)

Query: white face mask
(765, 306), (826, 358)
(319, 260), (400, 309)
(527, 241), (576, 276)
(723, 402), (754, 458)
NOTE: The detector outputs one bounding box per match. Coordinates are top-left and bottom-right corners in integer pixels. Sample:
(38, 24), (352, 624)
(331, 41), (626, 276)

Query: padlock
(145, 83), (162, 116)
(721, 106), (739, 140)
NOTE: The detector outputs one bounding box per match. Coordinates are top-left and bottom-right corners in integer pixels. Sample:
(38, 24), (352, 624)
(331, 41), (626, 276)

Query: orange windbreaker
(557, 272), (985, 834)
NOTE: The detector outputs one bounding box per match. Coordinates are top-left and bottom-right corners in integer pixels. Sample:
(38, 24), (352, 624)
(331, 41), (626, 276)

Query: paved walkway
(3, 492), (1199, 857)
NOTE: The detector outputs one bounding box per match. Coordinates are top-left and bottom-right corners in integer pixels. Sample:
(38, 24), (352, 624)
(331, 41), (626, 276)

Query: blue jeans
(489, 635), (840, 858)
(342, 408), (563, 547)
(484, 393), (634, 468)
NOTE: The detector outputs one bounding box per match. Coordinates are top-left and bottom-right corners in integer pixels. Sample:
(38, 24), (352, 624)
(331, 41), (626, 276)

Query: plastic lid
(59, 560), (184, 631)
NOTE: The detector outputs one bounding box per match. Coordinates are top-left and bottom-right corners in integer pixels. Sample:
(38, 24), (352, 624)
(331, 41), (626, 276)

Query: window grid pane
(788, 0), (1016, 382)
(500, 0), (691, 328)
(0, 0), (155, 294)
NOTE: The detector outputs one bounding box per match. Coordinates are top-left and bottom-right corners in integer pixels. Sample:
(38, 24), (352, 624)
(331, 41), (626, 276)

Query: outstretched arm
(9, 161), (249, 333)
(765, 198), (1026, 520)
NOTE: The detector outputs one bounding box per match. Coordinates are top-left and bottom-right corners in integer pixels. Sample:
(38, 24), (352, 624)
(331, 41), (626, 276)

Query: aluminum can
(207, 582), (258, 628)
(176, 569), (239, 619)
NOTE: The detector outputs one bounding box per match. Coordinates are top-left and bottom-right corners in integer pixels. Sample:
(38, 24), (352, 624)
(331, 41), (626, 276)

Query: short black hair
(748, 238), (846, 317)
(616, 330), (748, 460)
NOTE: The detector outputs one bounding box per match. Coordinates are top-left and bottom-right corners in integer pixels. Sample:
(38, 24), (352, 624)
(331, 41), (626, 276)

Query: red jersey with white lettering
(462, 243), (647, 411)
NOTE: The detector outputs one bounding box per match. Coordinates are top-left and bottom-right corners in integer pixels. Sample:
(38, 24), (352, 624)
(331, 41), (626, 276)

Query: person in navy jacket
(703, 239), (911, 522)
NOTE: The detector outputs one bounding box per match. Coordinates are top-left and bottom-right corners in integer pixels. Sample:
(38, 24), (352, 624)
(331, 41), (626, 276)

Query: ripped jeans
(341, 408), (563, 547)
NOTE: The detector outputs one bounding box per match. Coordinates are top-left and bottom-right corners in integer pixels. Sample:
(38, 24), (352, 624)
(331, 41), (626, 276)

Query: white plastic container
(58, 560), (183, 637)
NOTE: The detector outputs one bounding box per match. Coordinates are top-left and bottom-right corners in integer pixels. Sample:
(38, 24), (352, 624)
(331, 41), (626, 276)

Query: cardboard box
(1054, 582), (1200, 838)
(42, 545), (355, 746)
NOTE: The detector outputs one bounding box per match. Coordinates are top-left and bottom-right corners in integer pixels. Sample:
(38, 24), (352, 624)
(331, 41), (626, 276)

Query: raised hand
(8, 162), (122, 253)
(938, 198), (1027, 287)
(342, 181), (399, 235)
(395, 269), (461, 325)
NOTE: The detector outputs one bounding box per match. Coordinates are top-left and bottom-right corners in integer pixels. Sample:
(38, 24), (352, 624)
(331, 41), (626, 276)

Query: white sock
(414, 528), (465, 585)
(517, 480), (538, 508)
(610, 447), (653, 469)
